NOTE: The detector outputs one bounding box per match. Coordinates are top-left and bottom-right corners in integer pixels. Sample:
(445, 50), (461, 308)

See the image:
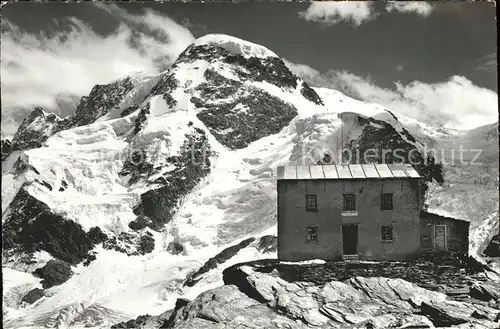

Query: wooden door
(342, 224), (358, 255)
(434, 225), (447, 250)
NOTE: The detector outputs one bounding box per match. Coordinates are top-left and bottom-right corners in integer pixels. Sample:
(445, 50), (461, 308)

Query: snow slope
(2, 34), (497, 329)
(193, 33), (278, 59)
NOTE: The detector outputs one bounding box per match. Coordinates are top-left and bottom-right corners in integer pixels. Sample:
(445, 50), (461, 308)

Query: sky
(1, 1), (498, 138)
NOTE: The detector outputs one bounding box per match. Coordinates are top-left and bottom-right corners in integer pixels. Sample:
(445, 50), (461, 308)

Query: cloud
(299, 1), (435, 27)
(385, 2), (434, 17)
(1, 4), (195, 138)
(299, 2), (376, 26)
(286, 61), (498, 130)
(473, 53), (497, 73)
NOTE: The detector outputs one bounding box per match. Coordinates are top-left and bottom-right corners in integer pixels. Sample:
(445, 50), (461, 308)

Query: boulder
(419, 298), (500, 327)
(420, 300), (471, 327)
(184, 237), (255, 287)
(470, 282), (499, 302)
(256, 235), (277, 254)
(33, 259), (73, 289)
(166, 284), (300, 329)
(175, 298), (190, 309)
(348, 276), (445, 310)
(21, 288), (44, 304)
(167, 242), (184, 255)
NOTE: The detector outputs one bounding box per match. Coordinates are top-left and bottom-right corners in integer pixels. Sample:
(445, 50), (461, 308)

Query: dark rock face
(138, 235), (155, 255)
(58, 180), (68, 192)
(1, 139), (12, 162)
(167, 43), (321, 150)
(103, 232), (138, 255)
(192, 69), (298, 149)
(83, 251), (97, 267)
(119, 148), (154, 186)
(150, 73), (179, 109)
(7, 77), (137, 154)
(131, 102), (151, 137)
(13, 211), (93, 264)
(177, 43), (301, 90)
(484, 234), (499, 257)
(120, 105), (139, 118)
(2, 185), (51, 250)
(33, 259), (73, 289)
(71, 77), (135, 127)
(21, 288), (44, 304)
(300, 82), (324, 105)
(130, 127), (214, 230)
(9, 107), (70, 152)
(128, 215), (152, 231)
(167, 241), (184, 255)
(88, 226), (108, 244)
(102, 232), (154, 256)
(184, 237), (255, 287)
(342, 114), (444, 197)
(2, 187), (94, 264)
(36, 179), (52, 191)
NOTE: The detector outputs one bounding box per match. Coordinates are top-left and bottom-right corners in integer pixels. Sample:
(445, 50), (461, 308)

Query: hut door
(342, 224), (358, 255)
(434, 225), (447, 250)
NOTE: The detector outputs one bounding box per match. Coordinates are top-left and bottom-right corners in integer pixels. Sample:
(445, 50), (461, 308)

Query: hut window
(381, 193), (393, 210)
(305, 225), (318, 242)
(343, 194), (356, 211)
(305, 195), (318, 211)
(381, 226), (394, 241)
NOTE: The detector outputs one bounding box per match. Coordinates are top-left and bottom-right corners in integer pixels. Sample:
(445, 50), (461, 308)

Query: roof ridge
(277, 164), (420, 180)
(360, 164), (367, 178)
(346, 164), (353, 179)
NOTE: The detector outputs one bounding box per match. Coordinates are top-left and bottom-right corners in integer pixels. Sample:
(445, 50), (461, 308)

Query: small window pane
(381, 226), (393, 241)
(343, 194), (356, 211)
(306, 226), (318, 242)
(381, 193), (393, 210)
(306, 195), (317, 211)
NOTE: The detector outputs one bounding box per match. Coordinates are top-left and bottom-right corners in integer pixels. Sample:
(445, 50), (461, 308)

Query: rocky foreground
(112, 253), (500, 329)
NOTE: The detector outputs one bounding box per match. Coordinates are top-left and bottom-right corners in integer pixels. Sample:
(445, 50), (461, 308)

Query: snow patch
(193, 34), (278, 59)
(280, 259), (326, 265)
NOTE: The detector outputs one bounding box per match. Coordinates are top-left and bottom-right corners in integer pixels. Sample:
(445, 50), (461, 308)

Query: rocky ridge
(120, 257), (499, 329)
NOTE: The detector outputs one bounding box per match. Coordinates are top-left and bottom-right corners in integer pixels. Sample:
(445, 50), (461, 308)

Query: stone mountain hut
(276, 164), (470, 261)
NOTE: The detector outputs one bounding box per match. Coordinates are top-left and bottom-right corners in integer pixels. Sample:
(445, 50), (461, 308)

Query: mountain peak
(192, 33), (278, 58)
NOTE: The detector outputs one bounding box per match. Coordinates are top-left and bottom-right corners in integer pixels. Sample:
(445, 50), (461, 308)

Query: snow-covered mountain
(2, 34), (497, 329)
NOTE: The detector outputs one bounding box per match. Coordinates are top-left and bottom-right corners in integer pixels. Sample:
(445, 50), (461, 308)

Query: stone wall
(420, 211), (469, 254)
